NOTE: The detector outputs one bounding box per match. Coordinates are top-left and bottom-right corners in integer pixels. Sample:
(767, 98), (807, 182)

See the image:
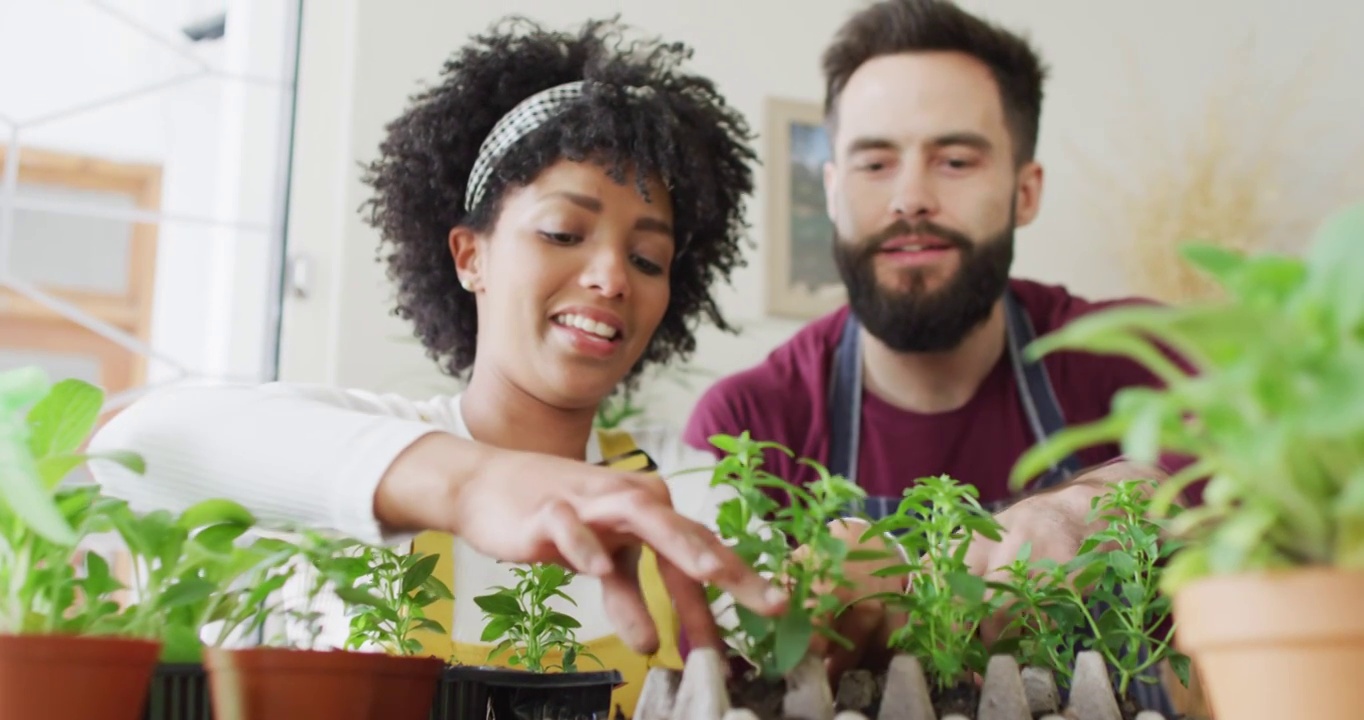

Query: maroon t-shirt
(683, 278), (1194, 506)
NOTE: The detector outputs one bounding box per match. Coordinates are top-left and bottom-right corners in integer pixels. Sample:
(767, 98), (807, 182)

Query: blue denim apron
(824, 288), (1175, 714)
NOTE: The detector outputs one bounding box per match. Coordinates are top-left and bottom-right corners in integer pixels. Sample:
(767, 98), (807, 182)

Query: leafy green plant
(989, 549), (1081, 682)
(475, 563), (597, 673)
(705, 432), (868, 679)
(344, 544), (452, 656)
(993, 480), (1190, 697)
(103, 497), (300, 660)
(1010, 203), (1364, 593)
(0, 368), (145, 635)
(861, 474), (1008, 691)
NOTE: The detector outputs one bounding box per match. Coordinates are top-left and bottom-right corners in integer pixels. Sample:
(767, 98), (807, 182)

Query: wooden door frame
(0, 145), (162, 391)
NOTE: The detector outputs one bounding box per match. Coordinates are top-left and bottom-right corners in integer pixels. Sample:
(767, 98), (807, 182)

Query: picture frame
(764, 97), (845, 320)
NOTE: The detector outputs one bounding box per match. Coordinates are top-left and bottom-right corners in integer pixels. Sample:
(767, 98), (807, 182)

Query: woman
(88, 15), (785, 715)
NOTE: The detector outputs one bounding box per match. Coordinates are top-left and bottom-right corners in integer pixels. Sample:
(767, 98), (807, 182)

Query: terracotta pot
(367, 653), (444, 720)
(0, 633), (160, 720)
(1174, 568), (1364, 720)
(205, 647), (377, 720)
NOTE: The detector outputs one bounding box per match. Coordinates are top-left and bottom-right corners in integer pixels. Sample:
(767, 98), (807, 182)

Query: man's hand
(966, 465), (1164, 642)
(375, 433), (789, 656)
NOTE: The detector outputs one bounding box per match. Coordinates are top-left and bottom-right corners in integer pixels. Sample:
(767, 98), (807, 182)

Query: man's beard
(832, 218), (1014, 353)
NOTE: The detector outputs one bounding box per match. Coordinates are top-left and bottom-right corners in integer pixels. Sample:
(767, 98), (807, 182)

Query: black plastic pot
(142, 663), (213, 720)
(431, 666), (624, 720)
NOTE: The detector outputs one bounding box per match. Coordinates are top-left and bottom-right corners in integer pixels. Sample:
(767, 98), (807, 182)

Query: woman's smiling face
(451, 160), (675, 409)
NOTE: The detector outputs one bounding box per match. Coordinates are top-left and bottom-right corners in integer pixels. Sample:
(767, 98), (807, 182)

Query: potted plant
(1010, 202), (1364, 720)
(198, 530), (382, 720)
(0, 367), (161, 720)
(341, 543), (450, 720)
(106, 497), (299, 720)
(456, 562), (623, 720)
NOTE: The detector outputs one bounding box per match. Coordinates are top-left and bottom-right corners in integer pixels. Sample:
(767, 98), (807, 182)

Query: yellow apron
(409, 429), (683, 717)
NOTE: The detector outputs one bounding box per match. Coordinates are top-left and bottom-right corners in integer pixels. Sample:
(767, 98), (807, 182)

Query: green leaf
(0, 366), (49, 411)
(0, 438), (77, 545)
(413, 617), (447, 634)
(773, 608), (813, 675)
(474, 593), (521, 616)
(481, 616), (515, 642)
(25, 378), (103, 459)
(177, 498), (256, 529)
(193, 523), (248, 554)
(945, 572), (987, 604)
(544, 612), (581, 630)
(1179, 243), (1248, 283)
(159, 579), (217, 610)
(422, 575), (455, 601)
(1106, 550), (1139, 578)
(402, 554), (440, 594)
(1168, 653), (1192, 688)
(1305, 203), (1364, 333)
(334, 585), (384, 609)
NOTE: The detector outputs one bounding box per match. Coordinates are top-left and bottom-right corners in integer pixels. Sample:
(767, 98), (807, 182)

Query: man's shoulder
(1009, 277), (1161, 334)
(703, 306), (849, 403)
(683, 306), (850, 450)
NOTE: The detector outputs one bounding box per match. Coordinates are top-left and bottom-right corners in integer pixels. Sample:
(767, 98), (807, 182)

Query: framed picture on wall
(764, 97), (845, 320)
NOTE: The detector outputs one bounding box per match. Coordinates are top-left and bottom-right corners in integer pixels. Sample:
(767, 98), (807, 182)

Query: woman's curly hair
(360, 16), (756, 386)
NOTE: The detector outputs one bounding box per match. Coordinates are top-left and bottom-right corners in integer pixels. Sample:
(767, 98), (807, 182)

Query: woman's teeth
(554, 314), (618, 340)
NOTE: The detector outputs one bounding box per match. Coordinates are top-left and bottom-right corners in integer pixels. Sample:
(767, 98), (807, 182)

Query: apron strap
(1002, 287), (1086, 488)
(827, 311), (864, 485)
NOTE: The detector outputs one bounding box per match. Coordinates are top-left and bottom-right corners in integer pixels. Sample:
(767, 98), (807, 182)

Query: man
(683, 0), (1193, 692)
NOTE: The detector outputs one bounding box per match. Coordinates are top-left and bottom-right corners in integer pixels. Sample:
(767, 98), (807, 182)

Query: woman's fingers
(540, 498), (613, 576)
(597, 546), (660, 654)
(576, 485), (788, 617)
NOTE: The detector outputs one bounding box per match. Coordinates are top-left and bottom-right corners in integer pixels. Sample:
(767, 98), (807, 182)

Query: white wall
(2, 0), (297, 390)
(279, 0), (1364, 425)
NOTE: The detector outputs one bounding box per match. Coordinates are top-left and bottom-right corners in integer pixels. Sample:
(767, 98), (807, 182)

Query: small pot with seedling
(1011, 202), (1364, 720)
(341, 543), (450, 720)
(0, 367), (161, 720)
(110, 496), (275, 720)
(199, 531), (400, 720)
(451, 562), (622, 720)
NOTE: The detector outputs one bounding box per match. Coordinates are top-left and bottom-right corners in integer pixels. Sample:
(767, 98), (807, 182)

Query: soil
(728, 670), (787, 720)
(931, 679), (980, 717)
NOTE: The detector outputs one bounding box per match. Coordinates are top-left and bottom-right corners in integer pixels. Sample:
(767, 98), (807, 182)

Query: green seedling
(996, 481), (1190, 696)
(0, 369), (144, 635)
(705, 432), (868, 679)
(344, 544), (452, 656)
(476, 563), (597, 673)
(862, 474), (1008, 691)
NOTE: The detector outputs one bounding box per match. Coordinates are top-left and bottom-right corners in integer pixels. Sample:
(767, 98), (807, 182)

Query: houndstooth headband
(464, 80), (654, 213)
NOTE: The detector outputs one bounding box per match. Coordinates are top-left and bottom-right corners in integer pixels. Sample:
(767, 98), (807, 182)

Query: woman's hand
(375, 432), (789, 654)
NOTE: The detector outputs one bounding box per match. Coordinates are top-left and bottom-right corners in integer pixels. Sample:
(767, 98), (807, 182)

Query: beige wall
(279, 0), (1364, 426)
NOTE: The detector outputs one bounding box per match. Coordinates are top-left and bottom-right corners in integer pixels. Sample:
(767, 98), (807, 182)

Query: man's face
(824, 51), (1043, 352)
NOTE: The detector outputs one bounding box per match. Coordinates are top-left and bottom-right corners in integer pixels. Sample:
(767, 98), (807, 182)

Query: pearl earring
(460, 278), (473, 292)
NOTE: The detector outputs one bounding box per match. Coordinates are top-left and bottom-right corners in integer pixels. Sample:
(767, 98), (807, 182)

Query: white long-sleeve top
(86, 380), (721, 646)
